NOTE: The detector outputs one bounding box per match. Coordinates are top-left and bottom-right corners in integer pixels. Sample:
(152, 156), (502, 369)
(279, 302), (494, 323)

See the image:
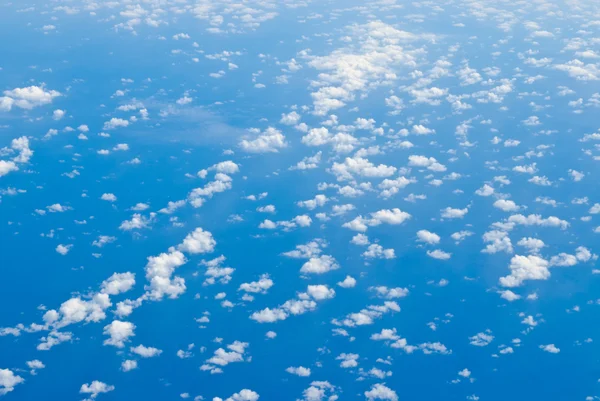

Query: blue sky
(1, 1), (600, 401)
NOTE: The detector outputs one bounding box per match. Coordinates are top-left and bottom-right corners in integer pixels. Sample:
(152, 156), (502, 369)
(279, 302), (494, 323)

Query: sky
(1, 1), (600, 401)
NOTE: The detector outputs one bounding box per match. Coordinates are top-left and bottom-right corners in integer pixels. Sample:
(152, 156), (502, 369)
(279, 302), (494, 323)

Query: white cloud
(103, 320), (135, 348)
(441, 207), (468, 219)
(499, 255), (550, 287)
(100, 193), (117, 202)
(103, 118), (130, 130)
(239, 127), (287, 153)
(306, 285), (336, 300)
(1, 86), (60, 111)
(177, 228), (216, 254)
(121, 360), (138, 372)
(493, 199), (520, 212)
(539, 344), (560, 353)
(416, 230), (440, 244)
(131, 344), (163, 358)
(0, 369), (24, 396)
(80, 381), (115, 398)
(337, 276), (357, 288)
(408, 155), (446, 172)
(300, 255), (340, 274)
(427, 249), (451, 260)
(286, 366), (311, 377)
(119, 213), (156, 231)
(101, 272), (135, 295)
(365, 384), (398, 401)
(363, 244), (396, 259)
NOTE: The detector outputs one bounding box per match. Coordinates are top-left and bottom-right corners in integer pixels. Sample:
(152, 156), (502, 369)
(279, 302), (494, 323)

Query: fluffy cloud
(239, 127), (287, 153)
(499, 255), (550, 287)
(0, 369), (24, 396)
(365, 384), (398, 401)
(80, 381), (115, 398)
(103, 320), (135, 348)
(0, 86), (60, 111)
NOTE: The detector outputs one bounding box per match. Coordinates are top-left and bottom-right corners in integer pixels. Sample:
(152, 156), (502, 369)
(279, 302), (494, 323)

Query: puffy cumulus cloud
(55, 244), (72, 255)
(363, 244), (396, 259)
(0, 369), (24, 396)
(177, 228), (216, 254)
(80, 381), (115, 398)
(131, 344), (163, 358)
(306, 20), (433, 115)
(0, 85), (60, 111)
(499, 290), (521, 302)
(202, 255), (235, 286)
(517, 237), (545, 254)
(378, 176), (415, 199)
(202, 341), (250, 373)
(506, 214), (569, 230)
(119, 213), (156, 231)
(250, 283), (336, 324)
(197, 160), (240, 179)
(280, 111), (301, 125)
(337, 275), (357, 288)
(238, 274), (273, 294)
(301, 127), (358, 153)
(306, 285), (336, 300)
(52, 109), (65, 120)
(239, 127), (286, 153)
(259, 215), (313, 231)
(300, 255), (340, 274)
(481, 230), (513, 254)
(100, 193), (117, 202)
(290, 152), (322, 170)
(408, 155), (446, 172)
(331, 156), (397, 181)
(51, 293), (112, 329)
(121, 360), (137, 372)
(365, 383), (398, 401)
(360, 208), (412, 229)
(103, 320), (135, 348)
(144, 251), (188, 300)
(100, 272), (135, 295)
(216, 389), (260, 401)
(416, 229), (440, 244)
(408, 87), (448, 105)
(493, 199), (521, 212)
(282, 239), (327, 259)
(336, 352), (359, 368)
(332, 301), (400, 327)
(298, 381), (337, 401)
(440, 207), (469, 219)
(0, 160), (18, 177)
(469, 332), (494, 347)
(37, 330), (72, 351)
(0, 136), (34, 177)
(46, 203), (71, 213)
(297, 194), (328, 210)
(369, 286), (409, 299)
(554, 59), (600, 81)
(286, 366), (311, 377)
(249, 307), (289, 323)
(539, 344), (560, 354)
(103, 117), (130, 130)
(427, 249), (452, 260)
(92, 235), (117, 248)
(188, 171), (236, 208)
(419, 342), (452, 355)
(9, 136), (33, 163)
(499, 255), (550, 287)
(26, 360), (45, 373)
